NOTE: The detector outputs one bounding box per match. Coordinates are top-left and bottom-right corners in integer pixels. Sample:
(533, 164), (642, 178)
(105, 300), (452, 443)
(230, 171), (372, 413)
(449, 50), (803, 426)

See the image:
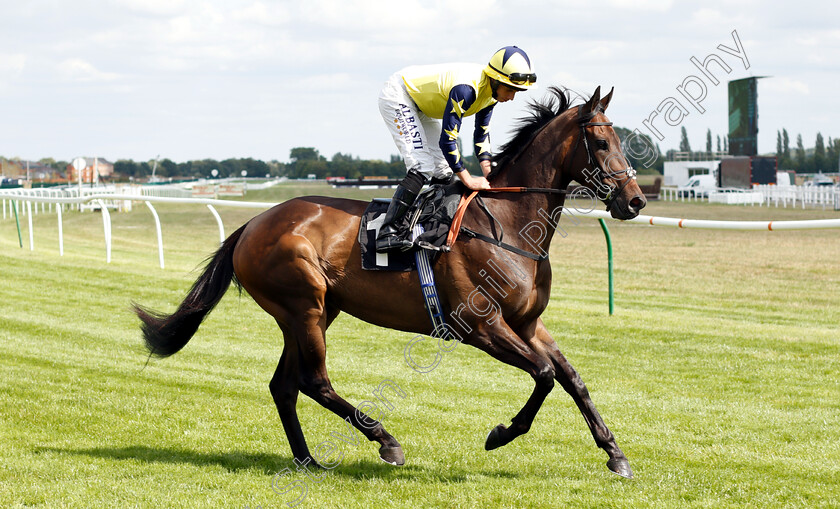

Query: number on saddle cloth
(358, 182), (464, 272)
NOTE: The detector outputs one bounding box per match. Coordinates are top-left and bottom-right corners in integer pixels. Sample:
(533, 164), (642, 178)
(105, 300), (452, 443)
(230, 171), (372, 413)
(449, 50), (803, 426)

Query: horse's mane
(490, 86), (573, 176)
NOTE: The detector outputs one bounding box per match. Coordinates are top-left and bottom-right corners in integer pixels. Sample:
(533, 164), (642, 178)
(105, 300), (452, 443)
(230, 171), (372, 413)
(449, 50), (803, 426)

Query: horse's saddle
(358, 181), (465, 271)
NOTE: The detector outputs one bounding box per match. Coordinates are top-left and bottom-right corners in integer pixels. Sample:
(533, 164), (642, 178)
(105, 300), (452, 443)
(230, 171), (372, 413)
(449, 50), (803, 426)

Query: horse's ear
(584, 86), (601, 113)
(600, 87), (614, 112)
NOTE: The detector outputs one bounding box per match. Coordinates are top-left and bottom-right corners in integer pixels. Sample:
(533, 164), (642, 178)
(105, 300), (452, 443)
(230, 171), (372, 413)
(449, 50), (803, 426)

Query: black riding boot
(376, 169), (425, 252)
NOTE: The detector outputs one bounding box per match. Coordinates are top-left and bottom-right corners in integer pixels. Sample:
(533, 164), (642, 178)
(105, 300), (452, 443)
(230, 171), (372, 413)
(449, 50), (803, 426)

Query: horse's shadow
(36, 445), (288, 475)
(35, 446), (520, 482)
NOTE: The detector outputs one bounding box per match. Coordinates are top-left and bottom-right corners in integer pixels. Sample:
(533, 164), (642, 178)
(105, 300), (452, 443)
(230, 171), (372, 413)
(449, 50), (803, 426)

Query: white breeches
(378, 72), (453, 180)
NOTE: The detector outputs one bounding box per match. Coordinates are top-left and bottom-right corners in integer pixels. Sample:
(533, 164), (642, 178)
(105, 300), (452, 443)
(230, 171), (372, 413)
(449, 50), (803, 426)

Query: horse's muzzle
(609, 192), (646, 220)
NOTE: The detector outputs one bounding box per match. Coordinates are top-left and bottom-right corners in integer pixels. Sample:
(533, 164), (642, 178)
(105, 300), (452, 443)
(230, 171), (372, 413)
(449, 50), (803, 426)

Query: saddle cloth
(358, 182), (464, 272)
(357, 185), (460, 336)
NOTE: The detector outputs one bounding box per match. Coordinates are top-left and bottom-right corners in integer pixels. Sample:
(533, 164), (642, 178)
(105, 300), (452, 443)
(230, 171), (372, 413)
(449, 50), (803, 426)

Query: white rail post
(145, 201), (165, 269)
(57, 202), (64, 256)
(207, 204), (224, 245)
(27, 201), (34, 250)
(98, 200), (112, 263)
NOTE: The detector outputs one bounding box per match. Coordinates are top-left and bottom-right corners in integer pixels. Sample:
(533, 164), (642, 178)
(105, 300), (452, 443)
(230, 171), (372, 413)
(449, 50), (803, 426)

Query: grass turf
(0, 185), (838, 508)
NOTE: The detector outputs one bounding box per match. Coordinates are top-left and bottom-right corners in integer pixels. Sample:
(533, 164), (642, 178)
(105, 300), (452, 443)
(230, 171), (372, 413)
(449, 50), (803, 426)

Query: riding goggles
(508, 72), (537, 86)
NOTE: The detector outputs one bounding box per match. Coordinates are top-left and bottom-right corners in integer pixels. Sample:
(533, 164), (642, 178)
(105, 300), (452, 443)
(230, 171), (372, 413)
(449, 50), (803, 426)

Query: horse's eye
(596, 139), (608, 151)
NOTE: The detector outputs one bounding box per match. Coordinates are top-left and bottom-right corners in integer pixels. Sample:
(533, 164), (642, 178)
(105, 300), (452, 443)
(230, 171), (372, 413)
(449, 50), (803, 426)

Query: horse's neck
(487, 127), (572, 255)
(492, 150), (560, 190)
(492, 115), (573, 191)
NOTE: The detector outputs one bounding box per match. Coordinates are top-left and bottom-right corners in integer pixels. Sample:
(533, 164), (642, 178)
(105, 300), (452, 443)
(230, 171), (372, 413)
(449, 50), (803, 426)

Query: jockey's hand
(460, 173), (491, 191)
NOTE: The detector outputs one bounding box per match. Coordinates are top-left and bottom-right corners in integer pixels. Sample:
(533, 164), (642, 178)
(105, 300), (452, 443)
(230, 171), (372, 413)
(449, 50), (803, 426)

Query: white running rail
(2, 192), (838, 269)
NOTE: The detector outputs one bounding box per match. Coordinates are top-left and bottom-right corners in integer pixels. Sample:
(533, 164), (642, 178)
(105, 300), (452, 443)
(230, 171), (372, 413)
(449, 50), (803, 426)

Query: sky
(1, 0), (838, 165)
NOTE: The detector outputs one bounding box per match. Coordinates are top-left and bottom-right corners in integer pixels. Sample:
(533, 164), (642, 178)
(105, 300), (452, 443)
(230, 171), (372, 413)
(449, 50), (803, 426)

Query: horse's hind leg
(253, 235), (402, 466)
(529, 318), (633, 478)
(292, 303), (405, 466)
(269, 335), (312, 463)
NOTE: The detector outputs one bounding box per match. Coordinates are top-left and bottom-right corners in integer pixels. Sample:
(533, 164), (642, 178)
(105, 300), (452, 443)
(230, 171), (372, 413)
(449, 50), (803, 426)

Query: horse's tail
(133, 222), (249, 357)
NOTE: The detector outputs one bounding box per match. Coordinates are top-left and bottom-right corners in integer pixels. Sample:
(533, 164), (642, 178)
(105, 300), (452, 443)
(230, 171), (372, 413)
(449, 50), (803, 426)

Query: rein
(480, 186), (566, 195)
(445, 186), (566, 260)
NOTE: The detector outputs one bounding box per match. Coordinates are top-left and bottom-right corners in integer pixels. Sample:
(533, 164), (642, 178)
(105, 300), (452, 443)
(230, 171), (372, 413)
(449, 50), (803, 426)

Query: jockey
(375, 46), (537, 252)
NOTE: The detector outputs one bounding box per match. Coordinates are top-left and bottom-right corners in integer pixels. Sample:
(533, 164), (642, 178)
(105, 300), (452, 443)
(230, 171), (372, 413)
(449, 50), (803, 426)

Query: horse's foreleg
(530, 319), (633, 478)
(467, 322), (556, 451)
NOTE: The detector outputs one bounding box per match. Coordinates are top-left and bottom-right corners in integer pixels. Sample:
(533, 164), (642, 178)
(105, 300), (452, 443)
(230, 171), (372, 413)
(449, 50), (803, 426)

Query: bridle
(573, 104), (637, 211)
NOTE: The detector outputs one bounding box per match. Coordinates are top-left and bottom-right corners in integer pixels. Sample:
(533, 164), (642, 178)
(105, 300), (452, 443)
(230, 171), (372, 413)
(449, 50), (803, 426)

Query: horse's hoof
(607, 457), (634, 479)
(295, 455), (323, 469)
(484, 424), (507, 451)
(379, 446), (405, 466)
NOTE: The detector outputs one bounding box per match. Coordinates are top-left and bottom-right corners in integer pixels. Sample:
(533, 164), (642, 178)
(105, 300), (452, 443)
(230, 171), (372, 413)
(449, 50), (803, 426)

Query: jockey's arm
(440, 85), (491, 191)
(474, 105), (495, 179)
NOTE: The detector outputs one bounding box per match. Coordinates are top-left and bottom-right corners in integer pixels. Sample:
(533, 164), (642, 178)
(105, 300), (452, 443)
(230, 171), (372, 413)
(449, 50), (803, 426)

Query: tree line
(17, 124), (834, 183)
(13, 124), (665, 182)
(675, 127), (840, 173)
(112, 157), (277, 179)
(775, 129), (840, 173)
(678, 127), (729, 154)
(70, 149), (483, 181)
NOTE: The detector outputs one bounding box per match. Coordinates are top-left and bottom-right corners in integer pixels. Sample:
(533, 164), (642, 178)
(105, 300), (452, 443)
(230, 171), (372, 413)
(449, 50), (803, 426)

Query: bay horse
(134, 86), (646, 479)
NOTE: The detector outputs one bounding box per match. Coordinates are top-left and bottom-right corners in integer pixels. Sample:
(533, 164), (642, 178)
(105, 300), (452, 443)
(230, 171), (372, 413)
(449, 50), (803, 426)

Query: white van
(677, 174), (717, 198)
(776, 171), (793, 186)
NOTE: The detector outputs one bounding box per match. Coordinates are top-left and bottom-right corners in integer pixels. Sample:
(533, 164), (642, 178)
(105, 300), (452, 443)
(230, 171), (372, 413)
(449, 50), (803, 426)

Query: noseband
(574, 105), (637, 210)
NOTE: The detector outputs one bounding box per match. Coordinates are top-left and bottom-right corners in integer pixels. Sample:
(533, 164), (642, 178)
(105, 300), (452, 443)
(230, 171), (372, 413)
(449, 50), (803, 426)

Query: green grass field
(1, 184), (838, 508)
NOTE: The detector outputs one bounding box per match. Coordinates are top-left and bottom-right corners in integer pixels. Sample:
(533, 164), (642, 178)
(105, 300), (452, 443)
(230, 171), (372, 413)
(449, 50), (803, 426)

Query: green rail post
(12, 200), (23, 248)
(598, 218), (614, 316)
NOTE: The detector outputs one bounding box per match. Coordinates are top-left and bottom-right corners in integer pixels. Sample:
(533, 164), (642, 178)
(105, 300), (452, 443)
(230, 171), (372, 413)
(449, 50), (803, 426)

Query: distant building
(0, 159), (63, 180)
(66, 157), (114, 183)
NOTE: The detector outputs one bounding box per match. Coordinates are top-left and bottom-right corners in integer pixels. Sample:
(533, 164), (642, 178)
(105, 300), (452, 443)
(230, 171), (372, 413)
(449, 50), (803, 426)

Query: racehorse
(134, 86), (646, 479)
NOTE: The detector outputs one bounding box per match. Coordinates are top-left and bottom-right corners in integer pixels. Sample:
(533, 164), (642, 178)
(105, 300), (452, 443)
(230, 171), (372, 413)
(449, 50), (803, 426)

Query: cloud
(691, 8), (725, 24)
(690, 7), (752, 28)
(0, 53), (26, 90)
(764, 77), (810, 95)
(305, 72), (356, 91)
(582, 45), (615, 61)
(3, 0), (839, 163)
(57, 58), (121, 82)
(607, 0), (672, 11)
(232, 1), (291, 27)
(112, 0), (189, 16)
(290, 0), (495, 41)
(0, 53), (26, 76)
